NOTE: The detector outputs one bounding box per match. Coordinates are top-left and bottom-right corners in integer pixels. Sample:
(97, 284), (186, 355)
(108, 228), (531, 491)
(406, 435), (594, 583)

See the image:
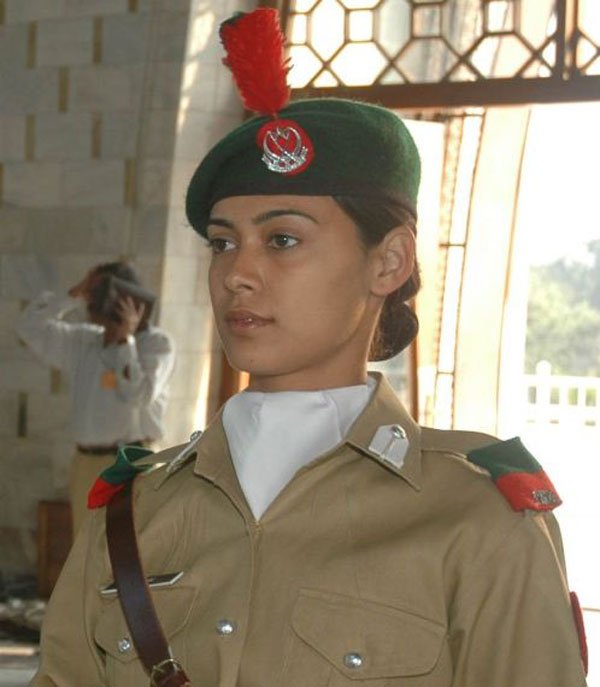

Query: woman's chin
(225, 352), (284, 380)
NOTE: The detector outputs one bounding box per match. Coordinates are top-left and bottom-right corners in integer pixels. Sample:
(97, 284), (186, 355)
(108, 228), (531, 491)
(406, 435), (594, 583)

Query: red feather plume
(219, 8), (291, 117)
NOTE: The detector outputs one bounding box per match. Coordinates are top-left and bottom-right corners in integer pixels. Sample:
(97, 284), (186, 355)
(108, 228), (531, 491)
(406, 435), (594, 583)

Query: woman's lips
(225, 310), (274, 332)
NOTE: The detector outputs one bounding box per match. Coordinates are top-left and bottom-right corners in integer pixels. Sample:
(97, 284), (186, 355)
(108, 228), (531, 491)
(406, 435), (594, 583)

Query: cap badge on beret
(258, 118), (314, 175)
(219, 9), (317, 175)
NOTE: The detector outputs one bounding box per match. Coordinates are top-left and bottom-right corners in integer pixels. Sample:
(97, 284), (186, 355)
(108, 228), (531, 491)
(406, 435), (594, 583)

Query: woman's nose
(223, 246), (262, 293)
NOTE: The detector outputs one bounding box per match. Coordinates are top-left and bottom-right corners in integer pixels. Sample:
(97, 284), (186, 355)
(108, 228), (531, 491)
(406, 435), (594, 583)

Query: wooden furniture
(37, 501), (73, 599)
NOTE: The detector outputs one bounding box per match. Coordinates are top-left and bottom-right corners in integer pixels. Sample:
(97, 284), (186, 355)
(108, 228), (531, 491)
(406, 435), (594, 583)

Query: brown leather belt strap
(106, 480), (192, 687)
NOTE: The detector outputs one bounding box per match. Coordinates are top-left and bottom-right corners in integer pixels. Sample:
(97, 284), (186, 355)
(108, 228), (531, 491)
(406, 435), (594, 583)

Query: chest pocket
(285, 589), (446, 685)
(94, 585), (197, 682)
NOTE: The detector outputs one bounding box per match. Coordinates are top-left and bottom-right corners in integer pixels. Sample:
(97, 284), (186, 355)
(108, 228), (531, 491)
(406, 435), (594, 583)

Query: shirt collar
(192, 372), (421, 492)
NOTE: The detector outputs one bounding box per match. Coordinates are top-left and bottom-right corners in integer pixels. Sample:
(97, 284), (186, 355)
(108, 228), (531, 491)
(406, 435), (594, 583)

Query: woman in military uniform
(31, 8), (587, 687)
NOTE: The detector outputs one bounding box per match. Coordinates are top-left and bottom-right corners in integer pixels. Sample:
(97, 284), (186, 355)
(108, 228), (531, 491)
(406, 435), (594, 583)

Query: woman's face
(207, 195), (385, 392)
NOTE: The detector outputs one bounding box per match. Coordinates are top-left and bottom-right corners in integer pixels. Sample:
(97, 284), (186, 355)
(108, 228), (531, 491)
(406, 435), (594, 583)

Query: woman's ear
(369, 226), (416, 297)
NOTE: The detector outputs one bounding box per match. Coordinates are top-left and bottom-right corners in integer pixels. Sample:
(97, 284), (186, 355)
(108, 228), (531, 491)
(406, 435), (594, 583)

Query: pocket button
(117, 637), (132, 653)
(216, 619), (236, 636)
(343, 652), (364, 669)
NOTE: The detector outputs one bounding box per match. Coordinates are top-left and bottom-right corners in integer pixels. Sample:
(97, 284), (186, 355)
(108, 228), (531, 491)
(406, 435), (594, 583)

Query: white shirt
(223, 377), (376, 520)
(16, 291), (175, 445)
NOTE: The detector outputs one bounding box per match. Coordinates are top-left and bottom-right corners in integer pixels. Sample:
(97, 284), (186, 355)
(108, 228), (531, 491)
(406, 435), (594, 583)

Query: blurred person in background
(16, 261), (175, 534)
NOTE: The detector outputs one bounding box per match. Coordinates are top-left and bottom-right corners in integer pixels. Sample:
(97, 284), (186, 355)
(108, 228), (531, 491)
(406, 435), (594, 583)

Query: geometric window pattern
(282, 0), (600, 104)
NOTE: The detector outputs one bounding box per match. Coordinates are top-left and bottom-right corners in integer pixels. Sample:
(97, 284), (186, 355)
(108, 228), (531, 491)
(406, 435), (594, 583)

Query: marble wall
(0, 0), (251, 582)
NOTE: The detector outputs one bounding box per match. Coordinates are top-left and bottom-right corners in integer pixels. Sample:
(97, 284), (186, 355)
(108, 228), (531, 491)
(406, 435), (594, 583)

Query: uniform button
(343, 652), (364, 669)
(215, 619), (236, 636)
(118, 637), (131, 653)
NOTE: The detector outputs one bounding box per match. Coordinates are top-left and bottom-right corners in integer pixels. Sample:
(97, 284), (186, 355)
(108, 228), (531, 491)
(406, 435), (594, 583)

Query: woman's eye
(269, 234), (299, 249)
(208, 237), (235, 254)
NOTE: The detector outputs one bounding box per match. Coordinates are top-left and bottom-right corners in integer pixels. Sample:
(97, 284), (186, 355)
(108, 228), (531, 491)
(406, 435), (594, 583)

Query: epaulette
(87, 445), (156, 509)
(87, 432), (205, 508)
(467, 437), (562, 512)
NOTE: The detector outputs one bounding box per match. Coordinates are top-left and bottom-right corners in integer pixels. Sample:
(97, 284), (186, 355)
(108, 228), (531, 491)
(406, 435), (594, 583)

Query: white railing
(524, 361), (600, 426)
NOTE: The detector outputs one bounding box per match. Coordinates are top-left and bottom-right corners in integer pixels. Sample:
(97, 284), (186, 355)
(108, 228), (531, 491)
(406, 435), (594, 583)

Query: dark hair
(94, 261), (141, 284)
(333, 196), (421, 361)
(87, 261), (149, 328)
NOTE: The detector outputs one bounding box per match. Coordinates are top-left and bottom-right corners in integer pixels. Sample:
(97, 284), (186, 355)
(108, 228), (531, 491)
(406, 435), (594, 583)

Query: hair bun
(369, 297), (418, 361)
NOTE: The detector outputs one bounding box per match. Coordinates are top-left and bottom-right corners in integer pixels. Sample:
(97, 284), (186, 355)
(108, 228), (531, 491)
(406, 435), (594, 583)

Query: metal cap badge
(257, 118), (314, 175)
(219, 10), (315, 177)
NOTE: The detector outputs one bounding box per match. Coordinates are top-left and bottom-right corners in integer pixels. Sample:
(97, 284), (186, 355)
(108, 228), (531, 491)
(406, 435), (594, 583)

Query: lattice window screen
(278, 0), (600, 107)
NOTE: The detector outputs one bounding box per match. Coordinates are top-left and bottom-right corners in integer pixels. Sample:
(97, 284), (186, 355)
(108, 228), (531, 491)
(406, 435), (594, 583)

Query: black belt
(77, 440), (148, 456)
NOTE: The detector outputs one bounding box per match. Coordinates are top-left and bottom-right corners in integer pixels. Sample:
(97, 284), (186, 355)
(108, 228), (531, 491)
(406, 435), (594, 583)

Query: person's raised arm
(16, 289), (83, 371)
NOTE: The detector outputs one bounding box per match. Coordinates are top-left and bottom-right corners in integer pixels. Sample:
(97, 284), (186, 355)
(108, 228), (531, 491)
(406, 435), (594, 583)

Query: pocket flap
(94, 586), (196, 663)
(292, 589), (445, 679)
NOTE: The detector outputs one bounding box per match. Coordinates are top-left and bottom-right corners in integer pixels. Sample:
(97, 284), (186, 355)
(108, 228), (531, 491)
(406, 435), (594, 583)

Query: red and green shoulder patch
(87, 445), (155, 509)
(467, 437), (562, 512)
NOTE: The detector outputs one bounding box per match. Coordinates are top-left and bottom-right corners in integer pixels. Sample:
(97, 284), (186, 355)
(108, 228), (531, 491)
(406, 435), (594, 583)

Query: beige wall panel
(24, 207), (130, 255)
(143, 110), (179, 157)
(161, 253), (201, 306)
(100, 111), (138, 158)
(0, 24), (29, 66)
(35, 113), (93, 160)
(0, 392), (19, 436)
(137, 0), (191, 12)
(0, 302), (21, 347)
(163, 209), (201, 259)
(169, 110), (212, 160)
(0, 115), (26, 161)
(4, 0), (66, 24)
(61, 160), (125, 205)
(101, 13), (149, 64)
(149, 62), (187, 109)
(0, 68), (59, 114)
(36, 16), (93, 66)
(64, 0), (128, 17)
(154, 12), (189, 62)
(0, 355), (51, 393)
(3, 161), (62, 206)
(69, 65), (136, 111)
(26, 394), (71, 437)
(137, 158), (173, 205)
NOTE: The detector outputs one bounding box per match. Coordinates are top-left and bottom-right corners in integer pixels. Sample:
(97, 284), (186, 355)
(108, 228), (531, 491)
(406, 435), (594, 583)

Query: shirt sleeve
(448, 513), (587, 686)
(110, 329), (175, 407)
(15, 291), (82, 372)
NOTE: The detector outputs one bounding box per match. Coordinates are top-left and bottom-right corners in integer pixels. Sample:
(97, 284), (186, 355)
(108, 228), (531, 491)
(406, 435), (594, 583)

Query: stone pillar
(159, 0), (254, 447)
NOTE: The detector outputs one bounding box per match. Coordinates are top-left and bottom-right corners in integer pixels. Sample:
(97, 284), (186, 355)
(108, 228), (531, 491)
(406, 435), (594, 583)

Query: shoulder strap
(106, 480), (192, 687)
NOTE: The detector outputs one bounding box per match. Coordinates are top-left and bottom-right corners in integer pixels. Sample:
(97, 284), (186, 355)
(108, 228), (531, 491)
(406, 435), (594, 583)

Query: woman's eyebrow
(206, 217), (235, 229)
(252, 209), (319, 225)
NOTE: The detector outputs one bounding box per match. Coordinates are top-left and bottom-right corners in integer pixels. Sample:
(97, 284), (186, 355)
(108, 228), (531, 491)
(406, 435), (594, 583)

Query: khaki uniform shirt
(32, 375), (587, 687)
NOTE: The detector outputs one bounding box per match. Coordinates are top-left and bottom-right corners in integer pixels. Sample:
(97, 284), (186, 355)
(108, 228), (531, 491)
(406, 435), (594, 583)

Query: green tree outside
(526, 239), (600, 376)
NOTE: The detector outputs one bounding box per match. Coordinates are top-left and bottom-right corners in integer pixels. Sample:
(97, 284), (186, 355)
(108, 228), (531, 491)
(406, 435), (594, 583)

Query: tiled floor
(0, 615), (40, 687)
(0, 655), (38, 687)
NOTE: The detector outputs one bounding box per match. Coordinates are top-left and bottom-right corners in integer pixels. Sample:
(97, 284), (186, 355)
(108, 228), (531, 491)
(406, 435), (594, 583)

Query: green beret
(185, 97), (421, 237)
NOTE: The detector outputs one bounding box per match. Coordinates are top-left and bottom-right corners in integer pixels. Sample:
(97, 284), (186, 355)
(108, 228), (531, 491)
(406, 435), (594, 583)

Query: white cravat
(222, 377), (376, 520)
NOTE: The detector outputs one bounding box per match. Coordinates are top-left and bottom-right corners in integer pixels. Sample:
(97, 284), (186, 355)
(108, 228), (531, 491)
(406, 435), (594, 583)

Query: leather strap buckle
(150, 658), (191, 687)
